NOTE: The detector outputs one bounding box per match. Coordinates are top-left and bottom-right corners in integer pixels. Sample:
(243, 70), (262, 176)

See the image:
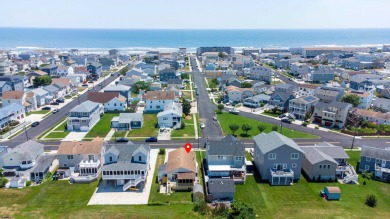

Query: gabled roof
(0, 103), (24, 119)
(253, 131), (304, 154)
(361, 146), (390, 161)
(302, 147), (337, 164)
(1, 91), (25, 99)
(166, 148), (197, 173)
(207, 135), (245, 156)
(157, 102), (182, 117)
(103, 84), (131, 92)
(87, 92), (121, 104)
(144, 91), (174, 100)
(6, 140), (44, 161)
(51, 78), (71, 86)
(69, 100), (100, 113)
(57, 138), (104, 155)
(315, 101), (352, 110)
(43, 85), (60, 93)
(32, 87), (49, 96)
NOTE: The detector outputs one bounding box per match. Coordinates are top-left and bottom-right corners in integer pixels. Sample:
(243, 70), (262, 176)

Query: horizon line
(1, 27), (390, 31)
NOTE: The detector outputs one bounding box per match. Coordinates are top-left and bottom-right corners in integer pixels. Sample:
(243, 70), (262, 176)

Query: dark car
(31, 121), (40, 127)
(281, 119), (292, 124)
(116, 137), (129, 143)
(56, 98), (65, 103)
(278, 114), (287, 118)
(51, 102), (59, 105)
(145, 136), (158, 142)
(42, 106), (51, 110)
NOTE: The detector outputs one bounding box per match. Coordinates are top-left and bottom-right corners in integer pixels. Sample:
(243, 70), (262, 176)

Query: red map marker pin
(184, 143), (192, 153)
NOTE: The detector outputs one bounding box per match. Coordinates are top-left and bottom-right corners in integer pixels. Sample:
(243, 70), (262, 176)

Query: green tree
(218, 52), (226, 59)
(193, 199), (209, 215)
(241, 82), (252, 88)
(0, 177), (8, 188)
(229, 124), (240, 135)
(365, 194), (377, 208)
(272, 125), (279, 132)
(209, 82), (217, 91)
(229, 202), (256, 219)
(211, 78), (219, 85)
(341, 94), (360, 107)
(181, 73), (189, 80)
(33, 75), (52, 87)
(132, 81), (150, 94)
(257, 124), (266, 133)
(119, 66), (129, 76)
(182, 99), (192, 115)
(241, 124), (252, 136)
(217, 104), (224, 113)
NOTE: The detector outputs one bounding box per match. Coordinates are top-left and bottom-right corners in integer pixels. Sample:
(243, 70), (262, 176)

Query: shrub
(0, 177), (8, 188)
(272, 125), (278, 132)
(363, 180), (366, 185)
(193, 199), (209, 215)
(302, 122), (308, 127)
(315, 126), (319, 129)
(181, 120), (186, 129)
(26, 180), (32, 187)
(362, 170), (373, 180)
(365, 194), (377, 208)
(260, 102), (265, 107)
(159, 148), (165, 155)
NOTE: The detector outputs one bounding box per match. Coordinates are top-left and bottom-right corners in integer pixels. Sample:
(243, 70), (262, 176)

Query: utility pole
(24, 125), (29, 141)
(280, 119), (283, 134)
(197, 96), (200, 149)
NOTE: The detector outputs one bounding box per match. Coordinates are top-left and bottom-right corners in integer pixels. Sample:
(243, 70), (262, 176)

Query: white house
(298, 84), (318, 97)
(67, 100), (104, 131)
(157, 102), (182, 129)
(1, 91), (36, 112)
(57, 66), (74, 76)
(144, 91), (175, 113)
(0, 103), (26, 131)
(87, 92), (127, 112)
(346, 90), (374, 110)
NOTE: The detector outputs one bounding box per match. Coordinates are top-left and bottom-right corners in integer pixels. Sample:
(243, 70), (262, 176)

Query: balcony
(270, 168), (294, 177)
(102, 174), (145, 180)
(375, 165), (390, 174)
(79, 160), (100, 168)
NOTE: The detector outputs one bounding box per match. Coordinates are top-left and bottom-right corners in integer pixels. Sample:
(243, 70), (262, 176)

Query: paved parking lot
(87, 149), (158, 205)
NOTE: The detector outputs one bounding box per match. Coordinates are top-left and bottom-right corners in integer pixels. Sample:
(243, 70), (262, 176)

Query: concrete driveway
(87, 149), (158, 205)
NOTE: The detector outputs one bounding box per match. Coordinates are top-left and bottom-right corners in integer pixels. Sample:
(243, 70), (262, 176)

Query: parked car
(116, 137), (129, 143)
(56, 98), (64, 103)
(53, 108), (59, 113)
(88, 81), (93, 83)
(200, 123), (205, 129)
(145, 136), (158, 142)
(50, 102), (59, 105)
(196, 92), (199, 96)
(82, 84), (88, 87)
(278, 114), (287, 118)
(212, 116), (218, 121)
(229, 108), (239, 115)
(88, 88), (92, 91)
(281, 119), (292, 124)
(111, 73), (114, 76)
(31, 121), (40, 127)
(42, 106), (51, 110)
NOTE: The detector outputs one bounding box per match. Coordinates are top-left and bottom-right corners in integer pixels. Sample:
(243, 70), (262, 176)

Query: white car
(200, 123), (205, 129)
(229, 108), (239, 115)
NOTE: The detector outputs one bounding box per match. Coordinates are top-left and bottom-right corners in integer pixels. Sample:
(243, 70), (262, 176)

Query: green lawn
(127, 114), (159, 138)
(171, 117), (195, 138)
(53, 118), (67, 131)
(148, 153), (193, 204)
(182, 91), (193, 99)
(45, 131), (70, 139)
(246, 151), (253, 161)
(131, 92), (138, 98)
(27, 110), (50, 116)
(262, 112), (281, 118)
(37, 117), (68, 140)
(236, 151), (390, 218)
(217, 112), (318, 139)
(195, 151), (206, 187)
(0, 180), (199, 218)
(84, 113), (119, 138)
(110, 130), (128, 141)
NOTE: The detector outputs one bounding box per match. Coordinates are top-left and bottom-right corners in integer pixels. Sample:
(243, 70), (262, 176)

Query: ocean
(0, 28), (389, 53)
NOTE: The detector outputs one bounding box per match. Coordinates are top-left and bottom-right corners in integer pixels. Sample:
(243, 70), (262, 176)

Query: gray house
(103, 84), (131, 101)
(301, 142), (350, 181)
(110, 113), (144, 130)
(101, 142), (151, 191)
(243, 94), (270, 108)
(359, 146), (390, 182)
(206, 135), (246, 183)
(159, 68), (179, 83)
(207, 178), (235, 202)
(253, 132), (305, 185)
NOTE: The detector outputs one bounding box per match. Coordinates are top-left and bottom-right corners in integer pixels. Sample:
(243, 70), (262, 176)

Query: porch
(270, 168), (294, 186)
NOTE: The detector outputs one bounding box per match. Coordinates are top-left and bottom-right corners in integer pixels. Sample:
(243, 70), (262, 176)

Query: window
(109, 156), (112, 162)
(163, 117), (168, 120)
(272, 164), (277, 169)
(88, 155), (94, 161)
(292, 163), (297, 168)
(283, 164), (287, 169)
(291, 153), (299, 159)
(328, 165), (331, 169)
(139, 156), (142, 161)
(268, 153), (276, 160)
(366, 157), (371, 162)
(365, 165), (370, 171)
(235, 157), (242, 161)
(63, 164), (67, 167)
(67, 155), (73, 160)
(319, 165), (322, 169)
(376, 158), (380, 163)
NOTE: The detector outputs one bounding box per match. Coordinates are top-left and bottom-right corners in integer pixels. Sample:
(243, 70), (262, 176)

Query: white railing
(123, 175), (146, 191)
(270, 168), (294, 177)
(79, 160), (100, 168)
(0, 121), (31, 139)
(103, 174), (144, 180)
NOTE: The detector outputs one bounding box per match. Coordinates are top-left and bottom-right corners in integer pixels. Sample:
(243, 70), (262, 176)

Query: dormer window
(139, 156), (142, 161)
(109, 156), (112, 162)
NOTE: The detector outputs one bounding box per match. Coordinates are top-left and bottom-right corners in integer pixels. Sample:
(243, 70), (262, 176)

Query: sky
(1, 0), (390, 29)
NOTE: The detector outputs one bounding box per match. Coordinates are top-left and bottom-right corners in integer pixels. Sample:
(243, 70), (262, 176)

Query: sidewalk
(104, 128), (116, 141)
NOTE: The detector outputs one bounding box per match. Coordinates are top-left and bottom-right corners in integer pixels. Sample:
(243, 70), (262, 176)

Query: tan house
(158, 148), (197, 190)
(1, 91), (36, 112)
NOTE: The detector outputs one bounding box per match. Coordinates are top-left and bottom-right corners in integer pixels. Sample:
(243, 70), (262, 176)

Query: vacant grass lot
(0, 180), (199, 218)
(237, 151), (390, 218)
(171, 117), (195, 138)
(148, 153), (193, 204)
(127, 114), (159, 138)
(45, 131), (69, 139)
(27, 110), (50, 116)
(84, 113), (119, 138)
(217, 112), (318, 139)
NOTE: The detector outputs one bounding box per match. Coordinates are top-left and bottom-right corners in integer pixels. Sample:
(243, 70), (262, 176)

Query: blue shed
(324, 186), (341, 200)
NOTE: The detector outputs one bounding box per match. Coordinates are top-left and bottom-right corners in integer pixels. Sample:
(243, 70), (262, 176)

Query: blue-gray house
(87, 62), (103, 77)
(359, 146), (390, 182)
(40, 64), (58, 76)
(159, 68), (179, 83)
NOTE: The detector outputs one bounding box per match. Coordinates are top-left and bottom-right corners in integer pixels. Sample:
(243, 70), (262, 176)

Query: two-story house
(290, 62), (312, 76)
(288, 95), (319, 120)
(67, 100), (104, 131)
(313, 101), (352, 128)
(40, 64), (58, 76)
(301, 142), (352, 182)
(103, 84), (131, 101)
(158, 148), (197, 191)
(157, 102), (182, 129)
(206, 135), (246, 183)
(269, 92), (295, 112)
(253, 132), (305, 185)
(298, 84), (318, 97)
(1, 91), (36, 112)
(144, 91), (175, 113)
(87, 92), (127, 112)
(57, 66), (74, 76)
(0, 103), (26, 131)
(372, 98), (390, 112)
(314, 86), (345, 103)
(353, 109), (390, 125)
(159, 68), (179, 83)
(249, 65), (273, 83)
(359, 146), (390, 182)
(31, 87), (51, 107)
(87, 62), (102, 78)
(102, 142), (151, 191)
(56, 138), (104, 182)
(345, 90), (374, 110)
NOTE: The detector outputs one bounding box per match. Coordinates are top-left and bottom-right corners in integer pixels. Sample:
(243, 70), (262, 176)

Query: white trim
(365, 165), (370, 171)
(366, 157), (371, 162)
(291, 153), (299, 160)
(268, 153), (276, 160)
